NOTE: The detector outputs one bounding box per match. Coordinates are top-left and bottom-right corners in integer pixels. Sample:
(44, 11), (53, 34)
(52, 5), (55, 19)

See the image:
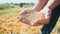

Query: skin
(32, 0), (48, 11)
(44, 0), (60, 10)
(17, 0), (60, 26)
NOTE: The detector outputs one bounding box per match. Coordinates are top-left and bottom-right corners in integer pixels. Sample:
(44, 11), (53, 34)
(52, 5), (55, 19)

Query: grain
(21, 11), (45, 25)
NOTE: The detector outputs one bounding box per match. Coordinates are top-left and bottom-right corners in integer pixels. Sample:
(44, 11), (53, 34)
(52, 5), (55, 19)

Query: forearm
(41, 0), (60, 24)
(33, 0), (48, 11)
(44, 0), (60, 10)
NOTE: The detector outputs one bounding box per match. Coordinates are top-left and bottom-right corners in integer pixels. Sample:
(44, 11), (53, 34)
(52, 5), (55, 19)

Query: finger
(20, 10), (26, 15)
(20, 10), (30, 15)
(48, 10), (51, 17)
(17, 15), (22, 20)
(32, 20), (47, 26)
(45, 10), (51, 20)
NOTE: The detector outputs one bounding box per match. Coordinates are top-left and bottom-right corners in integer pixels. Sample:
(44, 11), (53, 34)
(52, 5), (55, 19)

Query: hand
(17, 9), (35, 25)
(32, 7), (52, 26)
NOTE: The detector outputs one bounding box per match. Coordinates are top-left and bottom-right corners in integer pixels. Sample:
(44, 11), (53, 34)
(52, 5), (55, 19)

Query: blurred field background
(0, 3), (60, 34)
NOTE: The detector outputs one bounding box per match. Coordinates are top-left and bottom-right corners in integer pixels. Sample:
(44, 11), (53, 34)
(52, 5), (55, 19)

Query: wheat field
(0, 7), (60, 34)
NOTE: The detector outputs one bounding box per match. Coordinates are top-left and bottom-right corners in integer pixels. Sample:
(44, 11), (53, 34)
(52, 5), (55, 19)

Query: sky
(0, 0), (37, 4)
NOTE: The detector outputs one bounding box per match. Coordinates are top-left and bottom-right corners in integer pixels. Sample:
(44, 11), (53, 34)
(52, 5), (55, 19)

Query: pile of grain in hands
(20, 11), (46, 25)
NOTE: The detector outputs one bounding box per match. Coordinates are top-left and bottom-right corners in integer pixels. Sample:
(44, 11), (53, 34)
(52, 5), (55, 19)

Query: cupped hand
(17, 9), (35, 25)
(32, 8), (52, 26)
